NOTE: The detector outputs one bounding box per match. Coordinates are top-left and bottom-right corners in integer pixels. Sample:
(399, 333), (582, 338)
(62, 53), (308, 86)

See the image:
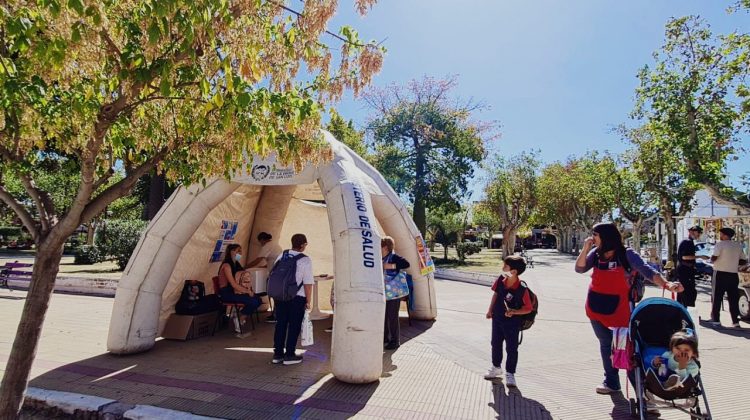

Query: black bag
(175, 280), (220, 315)
(517, 281), (538, 331)
(619, 250), (645, 303)
(267, 251), (306, 302)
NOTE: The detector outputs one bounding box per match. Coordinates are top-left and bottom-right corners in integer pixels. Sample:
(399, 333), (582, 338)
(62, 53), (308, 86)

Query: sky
(326, 0), (749, 200)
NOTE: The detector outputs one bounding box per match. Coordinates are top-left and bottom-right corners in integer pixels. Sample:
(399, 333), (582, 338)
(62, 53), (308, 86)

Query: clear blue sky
(329, 1), (748, 199)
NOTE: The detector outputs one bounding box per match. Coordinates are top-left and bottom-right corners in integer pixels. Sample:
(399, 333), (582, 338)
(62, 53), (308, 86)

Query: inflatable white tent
(107, 132), (437, 383)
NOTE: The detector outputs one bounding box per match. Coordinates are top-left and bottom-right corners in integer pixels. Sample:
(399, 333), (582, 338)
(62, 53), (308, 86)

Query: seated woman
(218, 244), (261, 324)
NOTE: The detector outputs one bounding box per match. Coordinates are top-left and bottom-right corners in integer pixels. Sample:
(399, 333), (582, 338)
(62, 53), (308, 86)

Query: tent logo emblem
(251, 165), (270, 181)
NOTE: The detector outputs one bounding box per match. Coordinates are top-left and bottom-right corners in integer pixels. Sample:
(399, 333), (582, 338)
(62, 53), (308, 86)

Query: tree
(619, 125), (697, 258)
(325, 110), (368, 157)
(482, 152), (540, 258)
(610, 161), (658, 253)
(363, 76), (494, 235)
(533, 153), (617, 253)
(633, 16), (750, 210)
(0, 1), (382, 415)
(471, 202), (501, 247)
(426, 208), (463, 261)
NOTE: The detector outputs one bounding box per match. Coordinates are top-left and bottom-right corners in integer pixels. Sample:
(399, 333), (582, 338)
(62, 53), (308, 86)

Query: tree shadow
(698, 318), (750, 339)
(26, 310), (431, 418)
(488, 382), (552, 420)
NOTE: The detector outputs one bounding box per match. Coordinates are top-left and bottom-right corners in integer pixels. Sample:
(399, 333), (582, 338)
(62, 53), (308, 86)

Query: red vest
(585, 262), (631, 327)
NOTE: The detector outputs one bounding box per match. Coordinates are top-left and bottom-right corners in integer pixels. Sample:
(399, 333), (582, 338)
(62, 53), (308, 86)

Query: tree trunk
(661, 199), (677, 260)
(632, 219), (643, 254)
(146, 173), (166, 220)
(412, 151), (427, 236)
(443, 242), (448, 261)
(0, 240), (65, 417)
(501, 226), (516, 259)
(86, 220), (95, 245)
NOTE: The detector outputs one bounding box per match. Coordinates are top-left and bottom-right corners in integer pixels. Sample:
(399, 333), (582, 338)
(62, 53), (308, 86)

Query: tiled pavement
(2, 249), (749, 419)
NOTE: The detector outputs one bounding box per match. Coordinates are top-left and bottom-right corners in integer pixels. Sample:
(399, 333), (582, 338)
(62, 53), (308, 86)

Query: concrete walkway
(2, 249), (748, 419)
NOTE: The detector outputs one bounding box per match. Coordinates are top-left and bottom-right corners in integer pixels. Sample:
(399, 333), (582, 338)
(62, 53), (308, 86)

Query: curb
(434, 268), (495, 287)
(24, 387), (218, 419)
(8, 276), (117, 297)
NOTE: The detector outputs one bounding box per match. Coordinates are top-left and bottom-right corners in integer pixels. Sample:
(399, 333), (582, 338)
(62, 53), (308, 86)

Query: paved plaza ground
(2, 249), (748, 419)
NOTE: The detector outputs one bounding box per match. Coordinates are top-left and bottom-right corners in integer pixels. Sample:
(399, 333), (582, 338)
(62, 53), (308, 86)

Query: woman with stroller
(575, 223), (683, 395)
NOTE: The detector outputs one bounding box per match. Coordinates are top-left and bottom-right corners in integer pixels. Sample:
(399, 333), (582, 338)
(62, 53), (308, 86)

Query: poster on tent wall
(415, 236), (435, 275)
(209, 220), (239, 263)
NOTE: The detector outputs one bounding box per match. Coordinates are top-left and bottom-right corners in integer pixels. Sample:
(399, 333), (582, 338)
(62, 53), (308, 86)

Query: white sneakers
(595, 383), (619, 394)
(484, 366), (503, 380)
(733, 322), (741, 328)
(483, 368), (518, 387)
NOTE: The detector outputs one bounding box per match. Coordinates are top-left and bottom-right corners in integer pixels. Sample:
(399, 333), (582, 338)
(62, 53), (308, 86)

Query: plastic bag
(611, 327), (633, 370)
(301, 311), (314, 346)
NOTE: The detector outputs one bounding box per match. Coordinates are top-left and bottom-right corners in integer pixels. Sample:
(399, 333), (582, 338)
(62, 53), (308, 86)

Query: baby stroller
(628, 297), (712, 419)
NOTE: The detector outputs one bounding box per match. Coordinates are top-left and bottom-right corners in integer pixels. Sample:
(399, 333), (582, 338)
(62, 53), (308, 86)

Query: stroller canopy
(629, 297), (696, 347)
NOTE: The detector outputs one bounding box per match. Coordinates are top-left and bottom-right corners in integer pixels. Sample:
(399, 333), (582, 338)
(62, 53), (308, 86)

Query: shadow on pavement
(27, 311), (425, 418)
(488, 382), (552, 420)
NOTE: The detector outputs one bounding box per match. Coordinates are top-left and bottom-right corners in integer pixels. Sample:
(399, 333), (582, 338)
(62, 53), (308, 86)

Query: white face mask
(234, 254), (242, 262)
(502, 271), (513, 278)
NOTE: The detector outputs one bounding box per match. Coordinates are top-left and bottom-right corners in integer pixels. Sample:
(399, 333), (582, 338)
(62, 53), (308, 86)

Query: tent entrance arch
(107, 133), (437, 383)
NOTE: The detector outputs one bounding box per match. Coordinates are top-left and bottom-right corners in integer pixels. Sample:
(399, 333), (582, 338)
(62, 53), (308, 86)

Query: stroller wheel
(629, 398), (638, 417)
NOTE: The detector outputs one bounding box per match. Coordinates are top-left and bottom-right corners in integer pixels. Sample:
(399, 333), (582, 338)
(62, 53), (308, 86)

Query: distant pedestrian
(484, 255), (532, 388)
(575, 222), (681, 396)
(710, 228), (748, 328)
(676, 225), (710, 307)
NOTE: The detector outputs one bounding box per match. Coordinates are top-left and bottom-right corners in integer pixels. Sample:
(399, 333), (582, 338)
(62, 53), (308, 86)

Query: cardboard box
(162, 312), (217, 341)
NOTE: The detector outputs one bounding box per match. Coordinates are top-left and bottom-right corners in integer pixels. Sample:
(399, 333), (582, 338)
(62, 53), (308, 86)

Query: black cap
(688, 225), (703, 233)
(719, 227), (735, 238)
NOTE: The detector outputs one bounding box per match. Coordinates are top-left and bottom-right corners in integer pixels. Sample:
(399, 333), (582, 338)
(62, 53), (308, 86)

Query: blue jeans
(219, 286), (261, 315)
(491, 317), (520, 374)
(590, 320), (636, 391)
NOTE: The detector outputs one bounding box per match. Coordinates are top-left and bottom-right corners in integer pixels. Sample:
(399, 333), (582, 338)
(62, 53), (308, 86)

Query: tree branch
(0, 186), (38, 243)
(80, 148), (169, 225)
(17, 173), (51, 233)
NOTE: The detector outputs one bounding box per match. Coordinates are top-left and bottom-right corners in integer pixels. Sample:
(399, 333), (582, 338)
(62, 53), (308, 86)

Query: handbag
(301, 311), (314, 346)
(384, 271), (410, 300)
(611, 327), (634, 370)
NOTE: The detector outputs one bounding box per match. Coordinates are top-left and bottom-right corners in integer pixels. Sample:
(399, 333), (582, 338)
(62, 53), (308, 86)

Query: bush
(74, 245), (103, 264)
(95, 219), (148, 270)
(0, 226), (23, 239)
(456, 241), (483, 261)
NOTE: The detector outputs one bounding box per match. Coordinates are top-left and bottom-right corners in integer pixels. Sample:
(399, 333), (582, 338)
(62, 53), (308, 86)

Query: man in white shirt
(710, 228), (748, 328)
(272, 233), (314, 365)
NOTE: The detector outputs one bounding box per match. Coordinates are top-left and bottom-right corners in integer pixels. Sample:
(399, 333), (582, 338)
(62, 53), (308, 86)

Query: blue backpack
(267, 251), (306, 302)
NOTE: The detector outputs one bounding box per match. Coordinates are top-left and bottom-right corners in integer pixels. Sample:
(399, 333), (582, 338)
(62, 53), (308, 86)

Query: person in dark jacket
(382, 236), (410, 350)
(676, 225), (710, 307)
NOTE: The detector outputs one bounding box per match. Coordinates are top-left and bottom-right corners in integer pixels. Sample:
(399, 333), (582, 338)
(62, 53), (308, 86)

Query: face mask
(502, 271), (513, 278)
(234, 254), (242, 262)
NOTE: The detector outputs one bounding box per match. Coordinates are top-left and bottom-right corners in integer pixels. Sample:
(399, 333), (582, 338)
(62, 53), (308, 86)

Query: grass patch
(432, 245), (504, 274)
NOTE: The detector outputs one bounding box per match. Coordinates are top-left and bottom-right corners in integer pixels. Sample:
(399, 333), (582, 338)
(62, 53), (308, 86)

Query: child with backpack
(484, 255), (532, 387)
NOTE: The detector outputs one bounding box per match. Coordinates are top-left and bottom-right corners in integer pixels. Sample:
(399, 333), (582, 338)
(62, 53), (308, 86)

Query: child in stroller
(650, 329), (700, 391)
(629, 297), (712, 420)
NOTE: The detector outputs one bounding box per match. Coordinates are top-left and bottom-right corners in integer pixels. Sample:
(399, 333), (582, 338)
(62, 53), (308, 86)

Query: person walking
(710, 227), (748, 328)
(271, 234), (314, 365)
(676, 225), (710, 307)
(575, 223), (682, 397)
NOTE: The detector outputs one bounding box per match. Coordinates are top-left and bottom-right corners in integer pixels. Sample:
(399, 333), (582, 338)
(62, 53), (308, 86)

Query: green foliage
(325, 110), (370, 160)
(0, 226), (23, 239)
(95, 219), (148, 270)
(633, 15), (749, 208)
(426, 208), (465, 260)
(73, 245), (103, 265)
(456, 241), (482, 262)
(364, 76), (493, 234)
